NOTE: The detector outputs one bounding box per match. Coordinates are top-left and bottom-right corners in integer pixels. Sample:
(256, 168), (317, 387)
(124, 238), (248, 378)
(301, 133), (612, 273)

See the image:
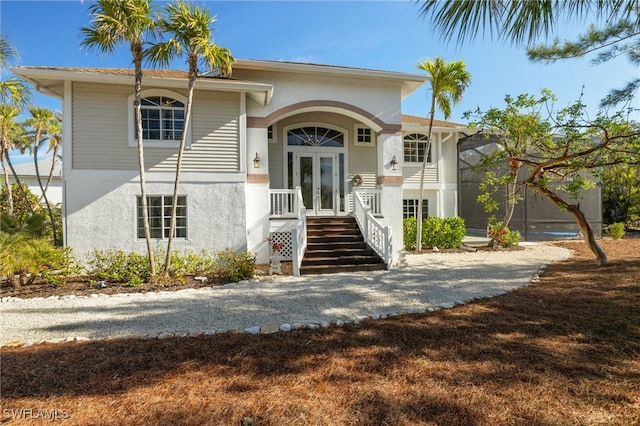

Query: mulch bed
(1, 239), (639, 425)
(0, 262), (294, 300)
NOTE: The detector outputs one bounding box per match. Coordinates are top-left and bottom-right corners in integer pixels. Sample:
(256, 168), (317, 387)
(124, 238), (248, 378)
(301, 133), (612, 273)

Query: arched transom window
(287, 126), (344, 147)
(138, 96), (185, 142)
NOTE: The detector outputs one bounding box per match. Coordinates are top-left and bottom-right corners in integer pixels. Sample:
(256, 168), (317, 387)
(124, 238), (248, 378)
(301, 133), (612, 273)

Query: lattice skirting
(269, 231), (293, 260)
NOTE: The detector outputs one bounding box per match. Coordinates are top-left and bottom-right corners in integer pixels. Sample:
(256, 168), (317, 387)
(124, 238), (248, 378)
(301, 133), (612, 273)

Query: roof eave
(11, 67), (274, 105)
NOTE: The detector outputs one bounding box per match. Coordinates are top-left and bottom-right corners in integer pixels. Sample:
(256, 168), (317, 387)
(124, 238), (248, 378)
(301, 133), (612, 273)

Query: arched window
(403, 133), (432, 163)
(139, 96), (184, 141)
(287, 126), (344, 147)
(128, 90), (189, 147)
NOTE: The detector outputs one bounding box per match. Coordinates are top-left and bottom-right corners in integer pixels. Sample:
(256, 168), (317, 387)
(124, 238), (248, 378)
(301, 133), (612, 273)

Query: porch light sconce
(253, 152), (260, 168)
(391, 155), (398, 170)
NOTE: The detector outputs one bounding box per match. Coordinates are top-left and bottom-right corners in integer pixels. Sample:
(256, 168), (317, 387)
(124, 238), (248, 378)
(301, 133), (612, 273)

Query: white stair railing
(269, 189), (298, 217)
(291, 186), (307, 276)
(353, 189), (393, 269)
(355, 189), (383, 215)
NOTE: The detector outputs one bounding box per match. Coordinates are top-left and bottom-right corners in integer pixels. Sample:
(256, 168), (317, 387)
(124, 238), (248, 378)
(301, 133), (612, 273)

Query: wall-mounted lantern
(253, 152), (261, 168)
(391, 155), (398, 171)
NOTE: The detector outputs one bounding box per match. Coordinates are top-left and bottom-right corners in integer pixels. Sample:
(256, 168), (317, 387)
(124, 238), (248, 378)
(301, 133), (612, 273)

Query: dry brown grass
(1, 240), (639, 425)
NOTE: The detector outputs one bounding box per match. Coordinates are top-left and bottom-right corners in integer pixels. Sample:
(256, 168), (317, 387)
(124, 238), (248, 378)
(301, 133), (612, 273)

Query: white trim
(239, 93), (247, 173)
(63, 169), (246, 183)
(353, 124), (375, 147)
(127, 89), (192, 148)
(62, 80), (72, 247)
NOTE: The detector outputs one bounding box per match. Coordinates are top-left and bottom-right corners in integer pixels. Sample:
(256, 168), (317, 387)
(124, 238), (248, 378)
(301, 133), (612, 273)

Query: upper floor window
(404, 133), (432, 164)
(354, 125), (374, 146)
(139, 96), (184, 142)
(128, 90), (190, 148)
(268, 125), (275, 144)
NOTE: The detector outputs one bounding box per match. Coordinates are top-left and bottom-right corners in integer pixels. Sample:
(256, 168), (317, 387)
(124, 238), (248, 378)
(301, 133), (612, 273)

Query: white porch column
(376, 131), (403, 266)
(245, 122), (271, 264)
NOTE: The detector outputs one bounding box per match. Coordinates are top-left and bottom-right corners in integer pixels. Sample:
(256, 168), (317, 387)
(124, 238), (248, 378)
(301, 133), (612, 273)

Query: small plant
(608, 222), (626, 239)
(216, 249), (256, 282)
(403, 217), (418, 250)
(157, 249), (217, 282)
(487, 222), (521, 248)
(266, 235), (284, 256)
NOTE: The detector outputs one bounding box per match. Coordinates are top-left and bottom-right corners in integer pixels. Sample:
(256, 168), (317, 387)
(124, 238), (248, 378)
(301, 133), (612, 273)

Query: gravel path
(0, 244), (571, 346)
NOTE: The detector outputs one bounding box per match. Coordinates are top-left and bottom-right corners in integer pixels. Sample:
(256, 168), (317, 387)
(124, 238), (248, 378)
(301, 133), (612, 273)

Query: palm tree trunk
(163, 72), (195, 276)
(133, 48), (156, 276)
(416, 96), (437, 252)
(5, 153), (35, 216)
(33, 136), (58, 244)
(1, 149), (13, 216)
(41, 145), (59, 200)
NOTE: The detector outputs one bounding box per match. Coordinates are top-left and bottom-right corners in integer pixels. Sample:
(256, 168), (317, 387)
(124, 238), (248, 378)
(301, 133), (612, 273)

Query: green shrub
(0, 232), (71, 287)
(86, 248), (255, 286)
(86, 249), (150, 286)
(157, 249), (217, 282)
(216, 249), (256, 282)
(403, 217), (418, 250)
(608, 222), (626, 239)
(403, 216), (466, 250)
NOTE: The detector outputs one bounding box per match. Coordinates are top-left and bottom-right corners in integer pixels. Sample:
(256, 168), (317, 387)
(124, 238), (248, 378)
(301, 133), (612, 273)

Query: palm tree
(147, 0), (234, 276)
(80, 0), (159, 274)
(0, 35), (31, 109)
(39, 114), (62, 203)
(24, 107), (60, 244)
(418, 0), (633, 46)
(0, 104), (33, 217)
(415, 57), (470, 252)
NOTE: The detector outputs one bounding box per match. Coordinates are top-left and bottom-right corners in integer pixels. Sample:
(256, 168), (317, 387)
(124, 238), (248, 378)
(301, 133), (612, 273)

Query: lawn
(1, 240), (639, 425)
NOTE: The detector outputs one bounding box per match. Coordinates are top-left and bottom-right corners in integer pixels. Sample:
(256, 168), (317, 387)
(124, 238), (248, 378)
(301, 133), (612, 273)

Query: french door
(294, 152), (339, 216)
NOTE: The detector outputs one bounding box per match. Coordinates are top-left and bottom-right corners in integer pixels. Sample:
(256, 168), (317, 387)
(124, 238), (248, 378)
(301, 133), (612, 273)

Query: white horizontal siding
(349, 143), (377, 189)
(403, 166), (439, 185)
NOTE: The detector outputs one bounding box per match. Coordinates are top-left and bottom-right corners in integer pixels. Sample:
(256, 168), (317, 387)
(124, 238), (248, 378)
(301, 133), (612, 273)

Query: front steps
(300, 217), (387, 275)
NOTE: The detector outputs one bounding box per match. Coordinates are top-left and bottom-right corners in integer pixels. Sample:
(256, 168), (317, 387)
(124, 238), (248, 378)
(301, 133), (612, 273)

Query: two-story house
(14, 60), (467, 274)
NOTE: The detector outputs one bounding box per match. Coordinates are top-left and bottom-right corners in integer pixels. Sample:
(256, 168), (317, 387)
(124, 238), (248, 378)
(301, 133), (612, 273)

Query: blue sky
(2, 0), (638, 164)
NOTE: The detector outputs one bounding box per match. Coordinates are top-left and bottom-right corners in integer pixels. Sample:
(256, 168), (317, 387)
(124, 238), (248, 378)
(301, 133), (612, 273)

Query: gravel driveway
(0, 244), (571, 346)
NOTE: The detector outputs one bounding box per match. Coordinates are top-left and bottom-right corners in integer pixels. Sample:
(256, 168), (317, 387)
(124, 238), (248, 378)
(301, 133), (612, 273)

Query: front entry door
(295, 153), (337, 216)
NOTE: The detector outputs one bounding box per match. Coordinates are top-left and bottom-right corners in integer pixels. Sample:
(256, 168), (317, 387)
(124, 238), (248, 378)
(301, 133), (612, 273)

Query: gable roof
(230, 59), (428, 99)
